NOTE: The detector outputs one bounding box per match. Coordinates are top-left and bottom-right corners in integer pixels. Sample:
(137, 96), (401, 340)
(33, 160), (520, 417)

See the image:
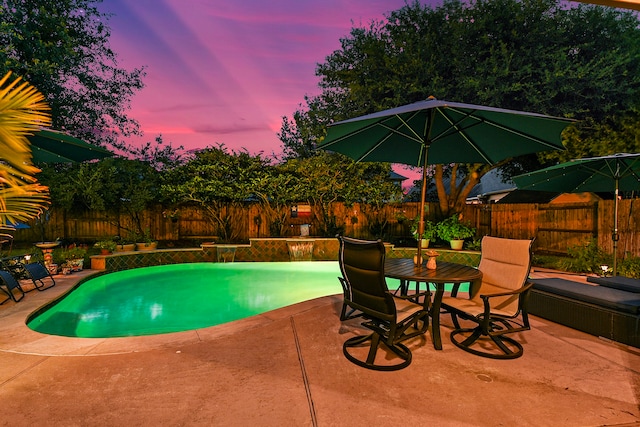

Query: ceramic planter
(136, 242), (158, 251)
(449, 239), (464, 250)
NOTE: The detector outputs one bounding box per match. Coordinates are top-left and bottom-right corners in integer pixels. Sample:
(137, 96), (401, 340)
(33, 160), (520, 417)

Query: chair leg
(343, 333), (413, 371)
(0, 288), (10, 305)
(340, 302), (347, 320)
(450, 327), (524, 359)
(450, 312), (462, 329)
(340, 303), (359, 321)
(32, 277), (55, 291)
(0, 284), (24, 304)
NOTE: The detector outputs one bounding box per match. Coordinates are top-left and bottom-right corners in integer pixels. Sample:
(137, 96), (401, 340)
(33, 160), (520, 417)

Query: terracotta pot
(116, 243), (136, 252)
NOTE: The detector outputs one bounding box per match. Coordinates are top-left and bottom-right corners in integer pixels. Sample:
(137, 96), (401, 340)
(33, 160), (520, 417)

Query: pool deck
(1, 268), (639, 426)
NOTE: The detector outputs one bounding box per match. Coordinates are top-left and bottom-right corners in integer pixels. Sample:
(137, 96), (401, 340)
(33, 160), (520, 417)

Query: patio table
(384, 258), (482, 350)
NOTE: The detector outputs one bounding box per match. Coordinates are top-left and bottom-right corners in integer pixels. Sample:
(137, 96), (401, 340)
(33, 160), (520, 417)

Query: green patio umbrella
(27, 129), (113, 163)
(318, 97), (574, 262)
(513, 153), (640, 276)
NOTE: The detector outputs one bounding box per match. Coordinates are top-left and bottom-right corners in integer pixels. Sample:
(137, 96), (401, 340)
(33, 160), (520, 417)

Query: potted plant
(94, 239), (117, 255)
(114, 234), (136, 252)
(61, 246), (87, 271)
(135, 228), (158, 251)
(436, 215), (476, 250)
(410, 216), (437, 248)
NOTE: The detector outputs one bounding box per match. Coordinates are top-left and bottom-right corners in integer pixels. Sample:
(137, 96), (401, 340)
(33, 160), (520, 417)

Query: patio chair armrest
(479, 282), (533, 302)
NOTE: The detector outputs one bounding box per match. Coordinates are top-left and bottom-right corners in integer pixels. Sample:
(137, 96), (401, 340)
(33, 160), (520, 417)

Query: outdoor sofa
(528, 276), (640, 348)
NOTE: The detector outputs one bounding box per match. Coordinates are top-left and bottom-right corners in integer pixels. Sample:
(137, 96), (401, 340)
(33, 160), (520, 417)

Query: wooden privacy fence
(8, 199), (640, 259)
(488, 199), (639, 259)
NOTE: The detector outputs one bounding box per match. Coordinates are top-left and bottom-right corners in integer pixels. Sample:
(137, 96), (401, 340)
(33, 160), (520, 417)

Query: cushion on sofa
(586, 276), (640, 293)
(531, 278), (640, 315)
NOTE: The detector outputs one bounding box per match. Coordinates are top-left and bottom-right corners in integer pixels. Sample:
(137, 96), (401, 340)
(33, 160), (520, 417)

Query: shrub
(559, 238), (611, 274)
(618, 255), (640, 279)
(410, 216), (437, 240)
(436, 215), (476, 241)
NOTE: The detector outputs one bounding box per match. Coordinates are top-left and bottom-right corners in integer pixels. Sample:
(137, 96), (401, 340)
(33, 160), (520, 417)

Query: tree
(281, 0), (640, 217)
(249, 164), (303, 237)
(0, 0), (145, 150)
(37, 136), (183, 239)
(161, 145), (270, 243)
(288, 152), (403, 237)
(0, 72), (51, 226)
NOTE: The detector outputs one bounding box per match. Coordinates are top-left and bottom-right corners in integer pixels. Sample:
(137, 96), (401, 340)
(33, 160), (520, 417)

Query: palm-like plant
(0, 71), (52, 227)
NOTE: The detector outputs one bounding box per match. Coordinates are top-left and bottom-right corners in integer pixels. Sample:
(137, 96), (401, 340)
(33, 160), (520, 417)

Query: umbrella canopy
(319, 97), (574, 262)
(513, 152), (640, 275)
(577, 1), (640, 11)
(27, 129), (113, 163)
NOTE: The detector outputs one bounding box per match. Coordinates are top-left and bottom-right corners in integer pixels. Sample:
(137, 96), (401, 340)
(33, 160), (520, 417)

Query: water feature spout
(286, 240), (314, 261)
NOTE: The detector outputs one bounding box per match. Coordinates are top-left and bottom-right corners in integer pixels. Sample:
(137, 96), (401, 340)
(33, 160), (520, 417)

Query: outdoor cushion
(531, 278), (640, 315)
(586, 276), (640, 293)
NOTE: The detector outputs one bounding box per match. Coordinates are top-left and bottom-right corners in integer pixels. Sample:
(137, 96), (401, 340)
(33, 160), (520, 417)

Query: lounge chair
(338, 235), (430, 370)
(23, 262), (56, 291)
(0, 270), (25, 304)
(441, 236), (534, 359)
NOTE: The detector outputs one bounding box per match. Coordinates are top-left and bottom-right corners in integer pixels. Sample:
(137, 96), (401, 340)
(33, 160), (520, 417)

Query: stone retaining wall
(91, 238), (481, 272)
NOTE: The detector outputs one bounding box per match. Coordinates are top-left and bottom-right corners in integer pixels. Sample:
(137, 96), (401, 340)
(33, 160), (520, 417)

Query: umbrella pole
(613, 179), (620, 276)
(417, 111), (435, 268)
(417, 147), (429, 267)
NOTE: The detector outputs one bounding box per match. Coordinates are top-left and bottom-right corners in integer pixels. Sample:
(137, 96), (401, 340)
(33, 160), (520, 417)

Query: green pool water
(27, 261), (466, 338)
(28, 262), (355, 338)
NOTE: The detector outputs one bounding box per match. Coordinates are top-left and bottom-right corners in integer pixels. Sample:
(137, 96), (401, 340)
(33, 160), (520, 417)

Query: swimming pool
(28, 262), (363, 338)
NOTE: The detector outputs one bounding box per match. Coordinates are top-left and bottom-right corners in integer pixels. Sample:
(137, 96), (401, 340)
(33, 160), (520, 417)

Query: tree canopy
(0, 0), (145, 150)
(280, 0), (640, 217)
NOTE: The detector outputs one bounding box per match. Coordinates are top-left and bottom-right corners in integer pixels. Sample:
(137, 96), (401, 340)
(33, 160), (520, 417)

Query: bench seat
(528, 278), (640, 348)
(586, 276), (640, 293)
(531, 278), (640, 314)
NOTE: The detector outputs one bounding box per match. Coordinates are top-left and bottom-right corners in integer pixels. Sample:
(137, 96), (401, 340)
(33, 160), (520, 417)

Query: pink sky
(98, 1), (619, 188)
(99, 0), (438, 160)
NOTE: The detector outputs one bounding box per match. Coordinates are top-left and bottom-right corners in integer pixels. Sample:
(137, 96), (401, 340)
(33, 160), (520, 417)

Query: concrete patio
(1, 268), (639, 426)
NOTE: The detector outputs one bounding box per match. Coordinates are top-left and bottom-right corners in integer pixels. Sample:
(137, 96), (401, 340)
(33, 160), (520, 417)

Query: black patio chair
(337, 235), (430, 371)
(0, 270), (25, 304)
(23, 262), (56, 291)
(441, 236), (534, 359)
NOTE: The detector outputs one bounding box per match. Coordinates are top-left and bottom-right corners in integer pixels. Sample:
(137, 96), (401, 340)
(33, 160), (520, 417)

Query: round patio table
(384, 258), (482, 350)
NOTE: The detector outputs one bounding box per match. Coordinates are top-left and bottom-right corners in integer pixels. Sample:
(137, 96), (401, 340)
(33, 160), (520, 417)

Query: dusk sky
(97, 0), (617, 167)
(98, 0), (439, 158)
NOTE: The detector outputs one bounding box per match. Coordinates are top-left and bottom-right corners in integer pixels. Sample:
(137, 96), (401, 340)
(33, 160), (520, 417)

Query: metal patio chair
(23, 262), (56, 291)
(0, 270), (25, 304)
(338, 235), (430, 371)
(441, 236), (534, 359)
